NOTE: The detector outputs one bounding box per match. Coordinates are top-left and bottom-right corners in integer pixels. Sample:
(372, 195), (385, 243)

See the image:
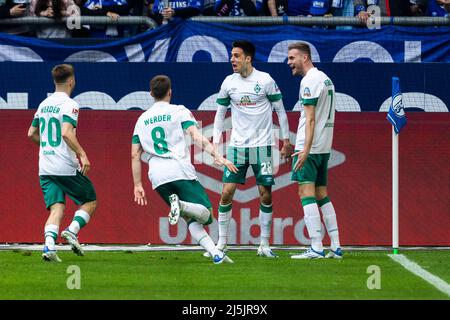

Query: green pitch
(0, 249), (449, 300)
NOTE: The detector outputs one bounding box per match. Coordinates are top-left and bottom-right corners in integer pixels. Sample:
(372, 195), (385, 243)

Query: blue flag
(387, 77), (407, 134)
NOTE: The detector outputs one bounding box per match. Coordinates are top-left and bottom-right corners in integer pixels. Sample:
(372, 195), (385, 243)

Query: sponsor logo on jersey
(303, 87), (311, 97)
(238, 95), (256, 107)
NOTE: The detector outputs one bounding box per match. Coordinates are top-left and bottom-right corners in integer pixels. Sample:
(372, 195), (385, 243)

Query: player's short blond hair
(288, 42), (312, 60)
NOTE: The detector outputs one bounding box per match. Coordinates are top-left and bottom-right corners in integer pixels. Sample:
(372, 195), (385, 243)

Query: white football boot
(203, 245), (227, 258)
(42, 246), (62, 262)
(61, 229), (84, 256)
(256, 245), (278, 258)
(291, 247), (325, 259)
(325, 247), (344, 259)
(212, 251), (234, 264)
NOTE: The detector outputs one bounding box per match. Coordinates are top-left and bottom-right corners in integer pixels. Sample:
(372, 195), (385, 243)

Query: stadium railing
(191, 16), (450, 26)
(0, 16), (158, 29)
(0, 16), (449, 29)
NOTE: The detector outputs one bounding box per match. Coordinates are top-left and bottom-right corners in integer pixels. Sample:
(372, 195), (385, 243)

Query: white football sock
(259, 202), (273, 247)
(68, 210), (90, 235)
(319, 197), (341, 251)
(217, 202), (232, 249)
(44, 224), (59, 251)
(189, 221), (220, 257)
(179, 201), (211, 224)
(302, 197), (323, 252)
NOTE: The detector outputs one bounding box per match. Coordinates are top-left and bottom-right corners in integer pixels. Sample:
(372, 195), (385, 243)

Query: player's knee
(203, 211), (213, 226)
(258, 185), (271, 204)
(221, 190), (234, 204)
(315, 187), (328, 200)
(260, 193), (272, 206)
(298, 189), (312, 199)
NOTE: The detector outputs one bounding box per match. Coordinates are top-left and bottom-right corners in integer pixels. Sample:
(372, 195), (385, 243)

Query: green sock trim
(44, 231), (58, 241)
(73, 216), (87, 228)
(317, 196), (330, 207)
(301, 196), (316, 207)
(219, 203), (232, 213)
(187, 218), (196, 225)
(260, 203), (273, 213)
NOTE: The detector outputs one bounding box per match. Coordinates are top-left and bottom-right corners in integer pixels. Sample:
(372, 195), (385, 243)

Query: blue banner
(0, 62), (448, 112)
(0, 20), (449, 62)
(387, 77), (407, 134)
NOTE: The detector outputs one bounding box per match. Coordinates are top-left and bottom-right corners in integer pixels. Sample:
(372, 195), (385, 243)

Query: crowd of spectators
(0, 0), (448, 38)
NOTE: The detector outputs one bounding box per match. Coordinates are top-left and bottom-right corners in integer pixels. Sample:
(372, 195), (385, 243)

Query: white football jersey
(132, 101), (198, 189)
(295, 68), (335, 154)
(32, 92), (80, 176)
(216, 68), (283, 148)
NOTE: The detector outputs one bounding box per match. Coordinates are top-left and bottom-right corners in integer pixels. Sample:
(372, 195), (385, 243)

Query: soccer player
(27, 64), (97, 262)
(211, 40), (293, 258)
(131, 75), (238, 264)
(287, 42), (343, 259)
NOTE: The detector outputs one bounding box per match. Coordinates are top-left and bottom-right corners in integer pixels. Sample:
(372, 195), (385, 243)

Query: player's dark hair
(288, 42), (312, 60)
(232, 40), (256, 62)
(52, 64), (74, 84)
(150, 75), (171, 100)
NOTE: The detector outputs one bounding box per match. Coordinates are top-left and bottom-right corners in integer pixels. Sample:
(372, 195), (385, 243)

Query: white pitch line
(388, 254), (450, 298)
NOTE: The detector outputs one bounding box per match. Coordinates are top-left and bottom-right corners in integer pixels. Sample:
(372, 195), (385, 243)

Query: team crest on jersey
(303, 87), (311, 97)
(254, 83), (261, 94)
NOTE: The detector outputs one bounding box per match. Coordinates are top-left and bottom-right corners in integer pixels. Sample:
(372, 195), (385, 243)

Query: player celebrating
(131, 75), (238, 264)
(211, 40), (293, 258)
(27, 64), (97, 262)
(287, 42), (343, 259)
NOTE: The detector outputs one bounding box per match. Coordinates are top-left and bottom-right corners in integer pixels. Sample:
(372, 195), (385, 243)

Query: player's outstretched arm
(212, 104), (228, 145)
(131, 143), (147, 206)
(62, 122), (90, 175)
(186, 125), (238, 173)
(27, 125), (40, 146)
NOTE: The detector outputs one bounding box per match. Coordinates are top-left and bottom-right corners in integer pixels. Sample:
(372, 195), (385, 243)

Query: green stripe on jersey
(181, 120), (197, 130)
(63, 115), (77, 127)
(31, 118), (39, 127)
(267, 93), (282, 102)
(302, 98), (319, 106)
(132, 135), (140, 144)
(216, 97), (231, 106)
